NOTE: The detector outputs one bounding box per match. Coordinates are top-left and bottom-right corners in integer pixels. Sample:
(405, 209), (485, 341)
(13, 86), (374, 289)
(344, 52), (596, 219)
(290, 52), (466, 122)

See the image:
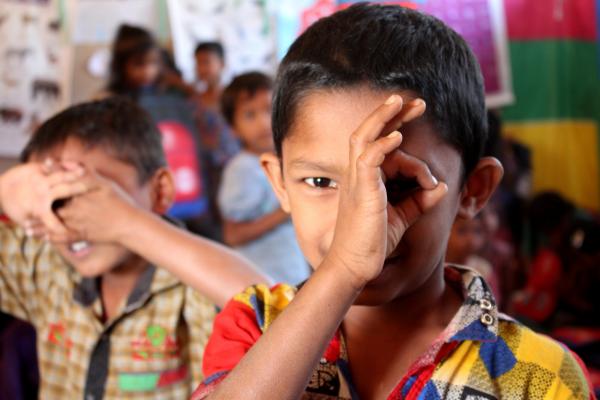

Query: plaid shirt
(192, 266), (594, 399)
(0, 221), (216, 399)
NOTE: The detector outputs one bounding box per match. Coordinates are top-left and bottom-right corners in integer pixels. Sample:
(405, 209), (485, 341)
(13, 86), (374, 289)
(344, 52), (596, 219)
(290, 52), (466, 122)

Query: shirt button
(480, 313), (494, 325)
(479, 298), (493, 311)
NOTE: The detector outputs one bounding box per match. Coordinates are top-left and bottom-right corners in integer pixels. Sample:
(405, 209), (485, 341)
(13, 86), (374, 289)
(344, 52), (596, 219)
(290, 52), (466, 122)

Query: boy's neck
(342, 264), (463, 400)
(345, 262), (461, 336)
(99, 255), (149, 322)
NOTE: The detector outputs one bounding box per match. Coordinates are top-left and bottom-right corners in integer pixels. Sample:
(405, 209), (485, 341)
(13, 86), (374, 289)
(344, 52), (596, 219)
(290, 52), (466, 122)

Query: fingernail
(385, 95), (400, 105)
(411, 98), (426, 107)
(387, 130), (401, 138)
(432, 175), (439, 186)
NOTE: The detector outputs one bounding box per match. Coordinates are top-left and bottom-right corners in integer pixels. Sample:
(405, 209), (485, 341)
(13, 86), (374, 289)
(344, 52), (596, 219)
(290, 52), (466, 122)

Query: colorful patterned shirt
(192, 267), (593, 399)
(0, 221), (216, 399)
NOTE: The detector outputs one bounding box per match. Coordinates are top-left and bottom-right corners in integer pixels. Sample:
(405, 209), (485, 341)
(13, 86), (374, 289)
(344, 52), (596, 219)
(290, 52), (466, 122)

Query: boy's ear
(149, 168), (176, 214)
(260, 152), (290, 212)
(458, 157), (503, 219)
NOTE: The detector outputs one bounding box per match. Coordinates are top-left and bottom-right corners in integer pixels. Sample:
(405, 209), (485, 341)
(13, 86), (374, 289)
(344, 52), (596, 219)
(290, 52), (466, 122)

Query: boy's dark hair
(273, 3), (487, 175)
(108, 24), (159, 95)
(194, 41), (225, 60)
(221, 72), (273, 125)
(21, 97), (166, 183)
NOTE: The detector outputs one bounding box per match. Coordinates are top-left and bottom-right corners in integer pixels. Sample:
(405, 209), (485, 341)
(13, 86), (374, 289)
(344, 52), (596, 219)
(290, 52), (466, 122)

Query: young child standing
(218, 72), (310, 285)
(193, 5), (593, 399)
(0, 97), (264, 399)
(194, 42), (226, 111)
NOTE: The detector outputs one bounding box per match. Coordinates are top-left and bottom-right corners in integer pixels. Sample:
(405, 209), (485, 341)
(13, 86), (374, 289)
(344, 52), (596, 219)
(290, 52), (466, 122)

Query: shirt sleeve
(0, 221), (50, 324)
(217, 157), (269, 222)
(183, 287), (219, 388)
(190, 284), (296, 400)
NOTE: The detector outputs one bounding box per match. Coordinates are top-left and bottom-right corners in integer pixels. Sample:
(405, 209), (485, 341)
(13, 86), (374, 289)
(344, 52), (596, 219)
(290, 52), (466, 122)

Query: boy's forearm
(119, 208), (268, 307)
(223, 208), (288, 246)
(209, 256), (361, 400)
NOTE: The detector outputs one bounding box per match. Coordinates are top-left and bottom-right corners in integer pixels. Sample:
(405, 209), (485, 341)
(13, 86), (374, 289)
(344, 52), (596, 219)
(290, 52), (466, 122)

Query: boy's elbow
(222, 228), (241, 247)
(222, 221), (247, 247)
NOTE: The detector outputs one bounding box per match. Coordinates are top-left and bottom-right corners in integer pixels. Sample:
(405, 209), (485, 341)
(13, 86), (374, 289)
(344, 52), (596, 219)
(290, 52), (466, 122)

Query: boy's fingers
(382, 150), (438, 191)
(46, 169), (86, 188)
(23, 218), (46, 238)
(41, 158), (56, 174)
(381, 98), (426, 135)
(391, 182), (448, 230)
(39, 211), (68, 236)
(349, 95), (405, 164)
(48, 180), (93, 201)
(356, 131), (403, 173)
(60, 160), (84, 171)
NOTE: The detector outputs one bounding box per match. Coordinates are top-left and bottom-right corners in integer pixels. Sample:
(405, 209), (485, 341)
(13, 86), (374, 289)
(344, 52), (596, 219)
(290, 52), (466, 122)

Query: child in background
(218, 72), (310, 285)
(0, 98), (264, 399)
(510, 192), (574, 328)
(194, 42), (226, 111)
(101, 25), (163, 99)
(102, 24), (236, 241)
(446, 214), (501, 302)
(193, 5), (593, 399)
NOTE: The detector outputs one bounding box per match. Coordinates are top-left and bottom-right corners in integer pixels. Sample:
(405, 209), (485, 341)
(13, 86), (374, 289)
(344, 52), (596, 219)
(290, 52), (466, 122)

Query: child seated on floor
(218, 72), (310, 285)
(0, 97), (264, 399)
(192, 4), (594, 399)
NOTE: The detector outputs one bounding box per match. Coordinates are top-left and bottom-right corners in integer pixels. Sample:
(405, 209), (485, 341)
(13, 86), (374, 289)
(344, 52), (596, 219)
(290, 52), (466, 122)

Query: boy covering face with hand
(192, 4), (593, 400)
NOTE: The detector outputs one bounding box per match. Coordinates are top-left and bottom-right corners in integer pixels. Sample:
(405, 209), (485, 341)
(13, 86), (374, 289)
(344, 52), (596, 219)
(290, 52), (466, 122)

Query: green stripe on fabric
(118, 372), (160, 392)
(503, 41), (600, 121)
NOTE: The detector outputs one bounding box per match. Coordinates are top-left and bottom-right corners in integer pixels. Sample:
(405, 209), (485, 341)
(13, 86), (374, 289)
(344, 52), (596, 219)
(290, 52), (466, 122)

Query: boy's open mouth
(68, 240), (91, 257)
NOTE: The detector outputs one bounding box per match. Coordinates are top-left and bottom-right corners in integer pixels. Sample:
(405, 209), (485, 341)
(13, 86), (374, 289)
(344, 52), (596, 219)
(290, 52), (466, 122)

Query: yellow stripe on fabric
(503, 121), (599, 211)
(432, 341), (480, 386)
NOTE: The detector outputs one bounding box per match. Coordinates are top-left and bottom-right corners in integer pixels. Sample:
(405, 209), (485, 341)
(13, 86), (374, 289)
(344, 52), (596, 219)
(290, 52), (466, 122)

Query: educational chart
(0, 0), (72, 156)
(277, 0), (512, 107)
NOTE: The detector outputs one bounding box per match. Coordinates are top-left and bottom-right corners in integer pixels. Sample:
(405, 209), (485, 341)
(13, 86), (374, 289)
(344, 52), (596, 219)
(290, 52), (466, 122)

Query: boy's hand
(0, 160), (86, 236)
(327, 95), (448, 289)
(55, 168), (137, 244)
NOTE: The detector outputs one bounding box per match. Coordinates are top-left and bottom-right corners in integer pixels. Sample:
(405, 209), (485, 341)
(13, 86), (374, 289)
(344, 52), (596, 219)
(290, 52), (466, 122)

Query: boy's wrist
(111, 201), (144, 245)
(321, 248), (370, 293)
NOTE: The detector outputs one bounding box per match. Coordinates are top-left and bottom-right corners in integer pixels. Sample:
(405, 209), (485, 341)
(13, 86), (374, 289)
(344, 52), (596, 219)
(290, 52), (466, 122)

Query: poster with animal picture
(0, 0), (71, 156)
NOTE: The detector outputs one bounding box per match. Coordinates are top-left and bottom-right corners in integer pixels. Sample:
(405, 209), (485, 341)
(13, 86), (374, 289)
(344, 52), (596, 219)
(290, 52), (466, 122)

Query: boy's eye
(304, 177), (337, 188)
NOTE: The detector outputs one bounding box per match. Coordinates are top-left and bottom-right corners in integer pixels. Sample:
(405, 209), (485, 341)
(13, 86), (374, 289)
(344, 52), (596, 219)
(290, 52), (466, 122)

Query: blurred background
(0, 0), (599, 398)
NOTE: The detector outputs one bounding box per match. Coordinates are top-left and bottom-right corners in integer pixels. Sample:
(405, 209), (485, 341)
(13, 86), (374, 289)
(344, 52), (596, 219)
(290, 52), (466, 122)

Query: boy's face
(195, 51), (223, 85)
(126, 49), (161, 89)
(233, 89), (274, 154)
(264, 88), (467, 305)
(33, 138), (154, 277)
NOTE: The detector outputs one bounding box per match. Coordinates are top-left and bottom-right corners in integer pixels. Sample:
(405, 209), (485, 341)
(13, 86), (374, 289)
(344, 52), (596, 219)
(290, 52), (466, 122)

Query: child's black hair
(194, 41), (225, 61)
(21, 97), (166, 184)
(273, 3), (487, 175)
(108, 24), (159, 95)
(221, 72), (273, 126)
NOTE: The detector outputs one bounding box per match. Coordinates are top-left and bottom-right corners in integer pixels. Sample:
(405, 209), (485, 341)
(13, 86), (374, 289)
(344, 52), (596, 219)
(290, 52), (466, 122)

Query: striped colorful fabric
(502, 0), (600, 211)
(192, 267), (593, 399)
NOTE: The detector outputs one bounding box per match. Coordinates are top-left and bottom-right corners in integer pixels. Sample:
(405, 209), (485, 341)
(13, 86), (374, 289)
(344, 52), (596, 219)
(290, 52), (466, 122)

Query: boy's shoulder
(497, 315), (586, 374)
(481, 315), (592, 399)
(225, 283), (298, 332)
